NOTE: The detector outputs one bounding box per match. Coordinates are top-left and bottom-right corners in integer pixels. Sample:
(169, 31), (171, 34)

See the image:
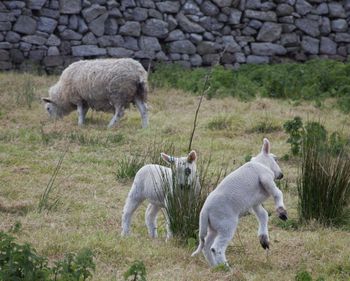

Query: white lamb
(191, 138), (287, 267)
(121, 151), (199, 239)
(42, 58), (148, 128)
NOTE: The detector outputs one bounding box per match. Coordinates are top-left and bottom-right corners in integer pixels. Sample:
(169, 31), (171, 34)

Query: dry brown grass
(0, 72), (349, 281)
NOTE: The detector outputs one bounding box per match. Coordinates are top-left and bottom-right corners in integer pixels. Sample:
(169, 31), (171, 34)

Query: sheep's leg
(77, 102), (89, 126)
(261, 178), (288, 221)
(108, 105), (125, 128)
(134, 98), (148, 128)
(210, 216), (238, 267)
(145, 203), (160, 238)
(121, 195), (143, 236)
(203, 227), (217, 267)
(252, 204), (269, 249)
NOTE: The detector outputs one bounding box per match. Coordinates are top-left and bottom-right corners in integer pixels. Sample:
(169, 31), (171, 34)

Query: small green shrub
(249, 120), (280, 134)
(207, 115), (234, 131)
(295, 270), (313, 281)
(283, 116), (303, 156)
(124, 260), (146, 281)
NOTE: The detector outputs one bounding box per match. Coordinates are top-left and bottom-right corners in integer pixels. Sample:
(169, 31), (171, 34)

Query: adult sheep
(42, 58), (148, 128)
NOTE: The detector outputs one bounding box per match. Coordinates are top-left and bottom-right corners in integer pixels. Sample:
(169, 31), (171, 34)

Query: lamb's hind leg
(145, 203), (160, 238)
(134, 98), (148, 128)
(121, 194), (143, 236)
(252, 204), (269, 249)
(108, 105), (125, 128)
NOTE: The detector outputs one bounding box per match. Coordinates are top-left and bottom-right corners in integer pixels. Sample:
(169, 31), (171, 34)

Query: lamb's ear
(187, 150), (197, 163)
(262, 138), (270, 154)
(161, 153), (175, 164)
(42, 97), (53, 103)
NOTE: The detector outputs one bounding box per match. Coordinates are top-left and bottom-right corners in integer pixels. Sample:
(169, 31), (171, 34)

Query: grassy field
(0, 70), (349, 281)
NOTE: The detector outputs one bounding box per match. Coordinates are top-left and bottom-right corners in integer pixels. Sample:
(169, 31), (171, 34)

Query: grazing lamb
(121, 151), (199, 239)
(42, 58), (148, 128)
(191, 138), (287, 267)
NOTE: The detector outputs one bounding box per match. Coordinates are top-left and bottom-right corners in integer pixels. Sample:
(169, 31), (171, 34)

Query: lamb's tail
(136, 77), (148, 102)
(191, 208), (209, 257)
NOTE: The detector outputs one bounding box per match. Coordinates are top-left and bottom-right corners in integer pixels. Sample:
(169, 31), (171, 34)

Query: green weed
(124, 260), (146, 281)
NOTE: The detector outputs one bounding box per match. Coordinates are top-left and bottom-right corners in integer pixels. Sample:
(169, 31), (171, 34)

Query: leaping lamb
(42, 58), (148, 128)
(191, 138), (287, 267)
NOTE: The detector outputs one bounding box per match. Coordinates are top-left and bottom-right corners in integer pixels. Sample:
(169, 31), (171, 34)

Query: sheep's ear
(187, 150), (197, 163)
(42, 97), (53, 103)
(262, 138), (270, 154)
(161, 153), (175, 164)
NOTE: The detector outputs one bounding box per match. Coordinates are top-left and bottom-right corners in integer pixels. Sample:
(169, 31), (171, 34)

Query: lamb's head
(161, 150), (197, 188)
(42, 85), (63, 119)
(251, 138), (283, 180)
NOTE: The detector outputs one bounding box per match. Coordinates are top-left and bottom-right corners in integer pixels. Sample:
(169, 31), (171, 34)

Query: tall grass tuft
(160, 155), (228, 241)
(16, 74), (35, 109)
(298, 130), (350, 226)
(38, 149), (67, 213)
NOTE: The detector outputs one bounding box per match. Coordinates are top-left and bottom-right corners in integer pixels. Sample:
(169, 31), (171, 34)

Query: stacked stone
(0, 0), (350, 72)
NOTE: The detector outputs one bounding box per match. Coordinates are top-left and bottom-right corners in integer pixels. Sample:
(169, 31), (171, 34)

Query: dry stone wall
(1, 0), (350, 72)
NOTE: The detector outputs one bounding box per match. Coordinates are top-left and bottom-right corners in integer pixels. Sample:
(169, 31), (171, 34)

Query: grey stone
(202, 54), (220, 65)
(314, 3), (328, 15)
(148, 9), (163, 19)
(242, 26), (257, 36)
(98, 35), (124, 47)
(134, 50), (153, 59)
(168, 40), (196, 54)
(260, 1), (276, 11)
(245, 10), (277, 22)
(165, 29), (185, 41)
(156, 1), (180, 13)
(201, 1), (219, 16)
(72, 45), (107, 56)
(0, 61), (12, 70)
(4, 1), (26, 9)
(295, 18), (320, 37)
(138, 0), (154, 8)
(59, 41), (71, 55)
(40, 8), (60, 19)
(234, 52), (246, 63)
(78, 18), (89, 33)
(121, 0), (136, 9)
(139, 36), (161, 53)
(189, 33), (203, 43)
(132, 7), (148, 21)
(105, 18), (118, 35)
(0, 50), (9, 61)
(228, 9), (242, 24)
(82, 32), (98, 44)
(167, 15), (178, 31)
(246, 0), (261, 9)
(199, 16), (223, 31)
(177, 13), (205, 33)
(0, 42), (12, 49)
(22, 35), (47, 45)
(59, 15), (69, 25)
(28, 0), (46, 10)
(82, 4), (106, 22)
(320, 37), (336, 55)
(328, 2), (346, 18)
(249, 19), (263, 29)
(60, 29), (82, 40)
(107, 47), (133, 57)
(251, 43), (287, 55)
(279, 16), (294, 24)
(0, 22), (11, 31)
(68, 15), (79, 30)
(48, 46), (60, 56)
(276, 4), (294, 16)
(247, 55), (269, 64)
(19, 42), (32, 52)
(280, 33), (300, 47)
(142, 19), (169, 38)
(120, 21), (141, 36)
(10, 49), (24, 64)
(156, 51), (168, 61)
(331, 19), (348, 32)
(123, 36), (139, 51)
(13, 16), (37, 35)
(320, 17), (331, 35)
(218, 13), (228, 23)
(182, 1), (201, 14)
(197, 41), (216, 55)
(335, 33), (350, 43)
(169, 53), (181, 60)
(301, 36), (319, 54)
(295, 0), (312, 16)
(43, 56), (64, 67)
(0, 12), (16, 22)
(60, 0), (82, 14)
(222, 35), (241, 52)
(109, 8), (122, 18)
(221, 52), (234, 64)
(203, 32), (215, 41)
(107, 0), (119, 9)
(212, 0), (232, 7)
(5, 31), (20, 43)
(38, 17), (57, 33)
(47, 34), (61, 46)
(257, 22), (282, 42)
(89, 12), (108, 36)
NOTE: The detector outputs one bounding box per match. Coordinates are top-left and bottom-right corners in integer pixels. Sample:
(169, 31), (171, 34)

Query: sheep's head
(42, 86), (63, 119)
(251, 138), (283, 180)
(161, 150), (198, 188)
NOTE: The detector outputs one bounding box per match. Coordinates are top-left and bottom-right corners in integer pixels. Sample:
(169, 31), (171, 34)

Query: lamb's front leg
(252, 204), (269, 249)
(260, 176), (288, 221)
(77, 102), (89, 126)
